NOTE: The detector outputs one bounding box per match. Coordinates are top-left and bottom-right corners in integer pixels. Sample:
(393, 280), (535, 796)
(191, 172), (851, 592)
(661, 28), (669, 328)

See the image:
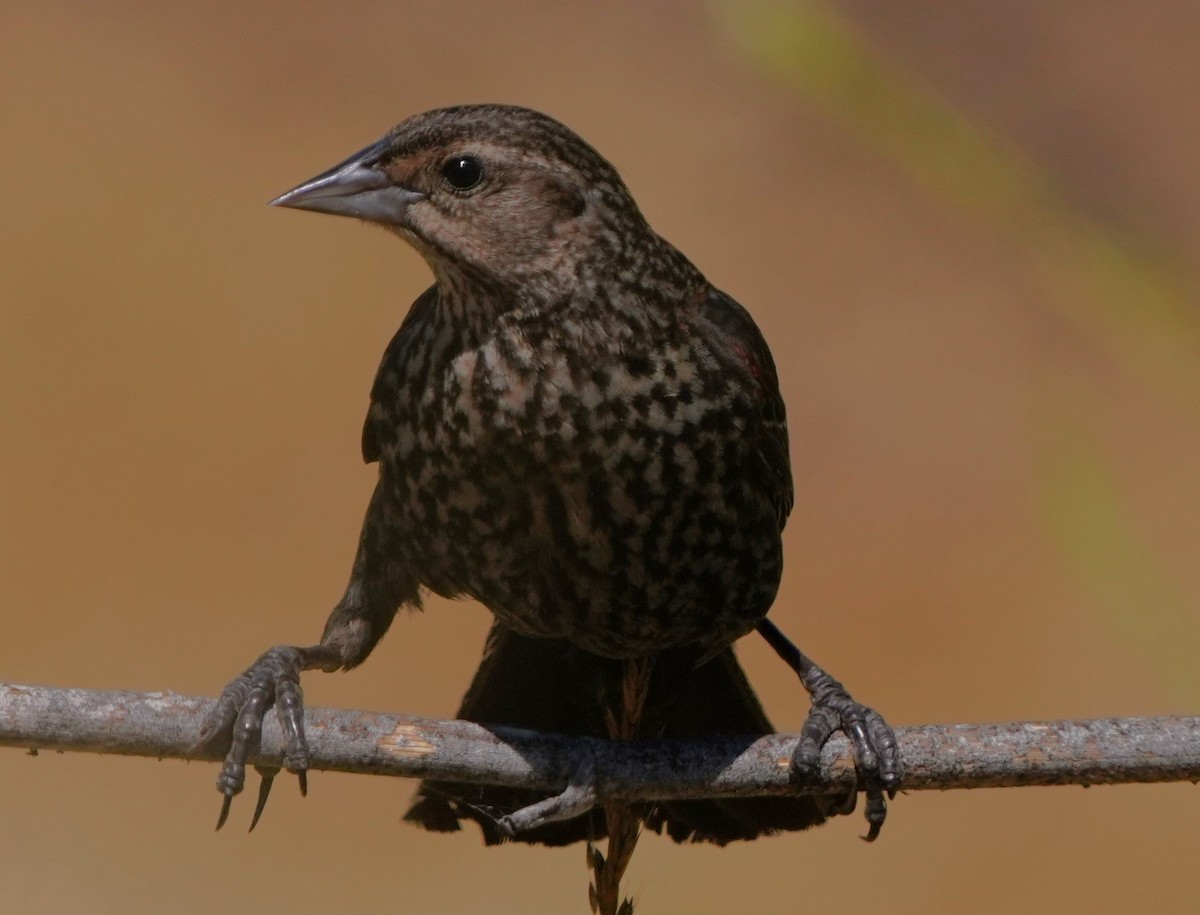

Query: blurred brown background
(2, 1), (1198, 912)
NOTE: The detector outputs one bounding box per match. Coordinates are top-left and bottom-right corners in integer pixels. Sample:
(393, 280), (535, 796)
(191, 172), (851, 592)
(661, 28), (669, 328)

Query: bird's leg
(498, 656), (653, 840)
(195, 486), (415, 830)
(757, 619), (902, 841)
(497, 755), (599, 837)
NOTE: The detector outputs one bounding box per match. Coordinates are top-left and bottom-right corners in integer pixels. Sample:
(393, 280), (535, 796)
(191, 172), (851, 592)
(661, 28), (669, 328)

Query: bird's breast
(377, 327), (781, 656)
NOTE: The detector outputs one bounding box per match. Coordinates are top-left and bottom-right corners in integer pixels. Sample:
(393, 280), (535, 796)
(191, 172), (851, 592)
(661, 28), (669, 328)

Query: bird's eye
(441, 155), (484, 191)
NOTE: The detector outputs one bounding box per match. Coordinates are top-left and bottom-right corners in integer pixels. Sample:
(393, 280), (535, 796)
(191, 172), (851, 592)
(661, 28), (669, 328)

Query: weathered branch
(2, 683), (1197, 798)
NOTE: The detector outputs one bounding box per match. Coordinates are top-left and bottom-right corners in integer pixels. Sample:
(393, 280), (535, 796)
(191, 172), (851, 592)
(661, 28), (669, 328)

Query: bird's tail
(403, 623), (834, 846)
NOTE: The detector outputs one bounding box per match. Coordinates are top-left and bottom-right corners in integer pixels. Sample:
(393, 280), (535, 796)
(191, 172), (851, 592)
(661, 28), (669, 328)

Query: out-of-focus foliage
(719, 0), (1200, 704)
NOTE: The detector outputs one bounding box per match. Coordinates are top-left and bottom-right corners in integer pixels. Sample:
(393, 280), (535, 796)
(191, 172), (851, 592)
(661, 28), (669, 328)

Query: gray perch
(2, 683), (1198, 798)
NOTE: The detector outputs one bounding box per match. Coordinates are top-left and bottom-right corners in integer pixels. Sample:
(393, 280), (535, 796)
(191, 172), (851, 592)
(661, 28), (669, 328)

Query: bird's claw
(249, 765), (280, 832)
(498, 756), (598, 837)
(793, 666), (902, 841)
(215, 793), (233, 832)
(194, 645), (312, 831)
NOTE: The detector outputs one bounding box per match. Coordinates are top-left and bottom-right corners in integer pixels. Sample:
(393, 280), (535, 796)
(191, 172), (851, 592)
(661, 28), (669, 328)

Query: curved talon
(861, 788), (887, 843)
(199, 644), (324, 831)
(215, 794), (233, 832)
(249, 766), (279, 832)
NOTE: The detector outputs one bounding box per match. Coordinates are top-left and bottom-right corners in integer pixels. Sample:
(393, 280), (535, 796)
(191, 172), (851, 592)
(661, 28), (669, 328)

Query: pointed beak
(270, 136), (424, 225)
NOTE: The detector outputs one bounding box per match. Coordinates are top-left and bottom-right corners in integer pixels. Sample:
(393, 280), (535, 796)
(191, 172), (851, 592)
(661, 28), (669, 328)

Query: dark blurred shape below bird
(196, 104), (900, 843)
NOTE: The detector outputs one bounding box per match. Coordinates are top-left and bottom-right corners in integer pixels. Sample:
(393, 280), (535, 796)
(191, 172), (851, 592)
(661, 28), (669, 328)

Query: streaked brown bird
(197, 104), (900, 843)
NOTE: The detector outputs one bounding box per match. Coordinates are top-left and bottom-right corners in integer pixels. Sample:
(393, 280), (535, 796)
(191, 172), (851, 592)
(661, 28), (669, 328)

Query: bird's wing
(362, 284), (439, 464)
(698, 287), (794, 528)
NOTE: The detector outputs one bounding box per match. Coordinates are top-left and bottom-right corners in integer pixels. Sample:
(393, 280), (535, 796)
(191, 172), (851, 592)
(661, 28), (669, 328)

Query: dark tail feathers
(403, 624), (834, 846)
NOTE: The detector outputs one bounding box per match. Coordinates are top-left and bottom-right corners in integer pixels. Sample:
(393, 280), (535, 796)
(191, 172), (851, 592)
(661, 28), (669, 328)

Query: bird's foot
(497, 756), (598, 838)
(194, 644), (333, 830)
(792, 664), (902, 841)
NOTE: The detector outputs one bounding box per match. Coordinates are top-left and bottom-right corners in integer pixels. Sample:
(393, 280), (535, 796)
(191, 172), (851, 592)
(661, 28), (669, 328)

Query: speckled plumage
(199, 106), (892, 845)
(365, 288), (790, 660)
(352, 106), (791, 661)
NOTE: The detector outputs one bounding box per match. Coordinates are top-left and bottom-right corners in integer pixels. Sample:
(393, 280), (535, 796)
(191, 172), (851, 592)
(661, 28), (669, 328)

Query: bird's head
(271, 105), (647, 296)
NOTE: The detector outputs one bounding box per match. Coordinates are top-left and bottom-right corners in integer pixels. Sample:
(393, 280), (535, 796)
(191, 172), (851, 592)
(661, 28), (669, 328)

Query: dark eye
(441, 155), (484, 191)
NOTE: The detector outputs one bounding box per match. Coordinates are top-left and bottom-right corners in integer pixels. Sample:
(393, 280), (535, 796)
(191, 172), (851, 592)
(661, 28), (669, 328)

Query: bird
(196, 104), (900, 844)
